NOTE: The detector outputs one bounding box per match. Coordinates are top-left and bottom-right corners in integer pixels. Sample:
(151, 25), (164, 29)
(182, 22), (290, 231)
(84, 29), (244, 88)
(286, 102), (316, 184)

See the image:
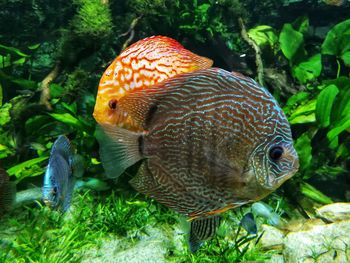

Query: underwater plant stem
(119, 16), (143, 52)
(39, 63), (61, 110)
(238, 18), (264, 86)
(336, 59), (341, 79)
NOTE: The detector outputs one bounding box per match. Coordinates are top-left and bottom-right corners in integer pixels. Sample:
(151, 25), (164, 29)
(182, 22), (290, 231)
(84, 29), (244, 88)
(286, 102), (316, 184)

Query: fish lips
(264, 158), (299, 190)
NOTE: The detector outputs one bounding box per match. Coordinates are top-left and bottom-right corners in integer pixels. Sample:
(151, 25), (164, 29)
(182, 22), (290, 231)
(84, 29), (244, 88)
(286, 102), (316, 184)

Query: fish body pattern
(93, 35), (213, 129)
(0, 168), (15, 212)
(42, 136), (84, 212)
(97, 68), (299, 251)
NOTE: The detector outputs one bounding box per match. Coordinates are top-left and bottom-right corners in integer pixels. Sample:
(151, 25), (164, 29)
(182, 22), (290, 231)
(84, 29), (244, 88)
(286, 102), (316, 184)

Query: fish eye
(269, 146), (284, 161)
(52, 187), (58, 195)
(108, 99), (118, 110)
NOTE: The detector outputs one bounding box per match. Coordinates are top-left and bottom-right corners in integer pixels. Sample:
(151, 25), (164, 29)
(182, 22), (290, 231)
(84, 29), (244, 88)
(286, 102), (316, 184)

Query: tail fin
(96, 125), (144, 179)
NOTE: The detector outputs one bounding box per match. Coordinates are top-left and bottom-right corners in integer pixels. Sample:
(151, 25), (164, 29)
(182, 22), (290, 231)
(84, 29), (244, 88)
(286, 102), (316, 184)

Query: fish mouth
(43, 198), (53, 207)
(263, 166), (298, 190)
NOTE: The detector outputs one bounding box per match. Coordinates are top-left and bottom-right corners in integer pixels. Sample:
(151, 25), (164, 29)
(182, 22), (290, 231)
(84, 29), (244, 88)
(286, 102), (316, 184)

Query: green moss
(0, 190), (178, 262)
(72, 0), (113, 39)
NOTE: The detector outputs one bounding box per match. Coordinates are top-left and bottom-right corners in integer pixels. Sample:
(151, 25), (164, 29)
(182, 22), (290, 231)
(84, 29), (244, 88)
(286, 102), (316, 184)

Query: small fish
(322, 0), (347, 6)
(74, 177), (110, 191)
(240, 212), (257, 235)
(96, 68), (299, 252)
(0, 168), (15, 213)
(42, 135), (84, 212)
(93, 35), (213, 130)
(251, 201), (281, 226)
(14, 187), (42, 208)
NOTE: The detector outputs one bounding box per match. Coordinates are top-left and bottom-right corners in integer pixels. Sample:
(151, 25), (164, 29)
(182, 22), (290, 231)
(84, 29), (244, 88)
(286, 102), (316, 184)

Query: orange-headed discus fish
(93, 35), (213, 130)
(96, 67), (299, 252)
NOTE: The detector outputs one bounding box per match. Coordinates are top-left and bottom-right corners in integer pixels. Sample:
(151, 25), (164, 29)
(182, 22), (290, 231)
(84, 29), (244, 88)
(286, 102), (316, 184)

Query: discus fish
(240, 212), (257, 235)
(96, 68), (299, 252)
(93, 35), (213, 129)
(322, 0), (347, 6)
(0, 168), (15, 212)
(42, 135), (84, 212)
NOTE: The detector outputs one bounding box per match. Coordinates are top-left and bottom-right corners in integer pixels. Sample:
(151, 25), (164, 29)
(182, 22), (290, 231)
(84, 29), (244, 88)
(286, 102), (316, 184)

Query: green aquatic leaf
(300, 183), (332, 204)
(0, 54), (11, 68)
(0, 82), (2, 106)
(50, 83), (64, 98)
(288, 99), (316, 124)
(283, 91), (310, 116)
(0, 143), (14, 159)
(286, 91), (310, 107)
(292, 16), (309, 35)
(279, 23), (305, 62)
(13, 57), (26, 66)
(247, 25), (278, 47)
(0, 102), (12, 126)
(321, 19), (350, 66)
(341, 50), (350, 67)
(62, 102), (77, 115)
(332, 83), (350, 122)
(28, 43), (40, 50)
(48, 112), (84, 129)
(336, 142), (350, 159)
(294, 132), (313, 171)
(316, 84), (339, 128)
(7, 156), (48, 178)
(11, 78), (37, 90)
(322, 18), (350, 55)
(289, 113), (315, 124)
(292, 54), (322, 83)
(0, 44), (29, 57)
(327, 117), (350, 142)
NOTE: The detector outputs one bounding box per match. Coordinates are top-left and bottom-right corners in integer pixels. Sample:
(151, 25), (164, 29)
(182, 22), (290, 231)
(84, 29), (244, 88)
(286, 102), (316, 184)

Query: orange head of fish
(93, 35), (213, 128)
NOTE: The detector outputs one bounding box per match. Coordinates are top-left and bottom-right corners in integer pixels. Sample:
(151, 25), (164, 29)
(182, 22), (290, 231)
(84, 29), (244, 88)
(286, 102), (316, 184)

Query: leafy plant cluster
(248, 17), (350, 202)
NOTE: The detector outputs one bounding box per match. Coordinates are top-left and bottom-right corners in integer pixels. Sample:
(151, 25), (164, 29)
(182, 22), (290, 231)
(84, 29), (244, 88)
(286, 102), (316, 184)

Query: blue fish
(42, 135), (84, 212)
(251, 201), (281, 226)
(240, 212), (257, 235)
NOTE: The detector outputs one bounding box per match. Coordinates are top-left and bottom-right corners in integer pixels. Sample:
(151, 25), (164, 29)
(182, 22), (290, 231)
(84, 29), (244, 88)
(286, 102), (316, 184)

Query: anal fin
(189, 216), (222, 253)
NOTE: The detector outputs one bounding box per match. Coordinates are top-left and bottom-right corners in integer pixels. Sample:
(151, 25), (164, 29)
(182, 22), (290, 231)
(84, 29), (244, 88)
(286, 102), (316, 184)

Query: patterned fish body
(93, 35), (213, 129)
(0, 168), (15, 212)
(97, 68), (299, 251)
(42, 136), (84, 212)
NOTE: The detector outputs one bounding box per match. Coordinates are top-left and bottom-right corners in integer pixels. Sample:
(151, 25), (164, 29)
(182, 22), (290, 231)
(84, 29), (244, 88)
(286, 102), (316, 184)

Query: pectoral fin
(189, 216), (222, 253)
(96, 124), (144, 179)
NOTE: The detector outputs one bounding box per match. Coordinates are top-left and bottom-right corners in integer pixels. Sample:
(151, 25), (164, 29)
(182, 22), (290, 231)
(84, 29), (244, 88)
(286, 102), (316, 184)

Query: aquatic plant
(0, 1), (349, 261)
(71, 0), (113, 39)
(247, 17), (350, 203)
